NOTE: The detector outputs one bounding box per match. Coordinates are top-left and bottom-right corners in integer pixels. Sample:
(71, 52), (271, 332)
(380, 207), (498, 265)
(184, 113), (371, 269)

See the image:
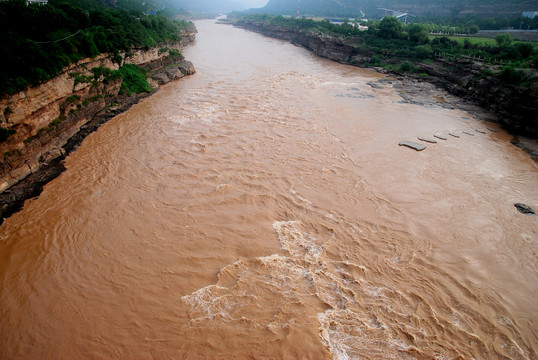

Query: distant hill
(254, 0), (538, 18)
(172, 0), (247, 15)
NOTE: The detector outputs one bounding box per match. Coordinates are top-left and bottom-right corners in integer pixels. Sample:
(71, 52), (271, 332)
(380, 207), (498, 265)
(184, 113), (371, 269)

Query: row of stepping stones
(399, 128), (536, 215)
(398, 127), (499, 151)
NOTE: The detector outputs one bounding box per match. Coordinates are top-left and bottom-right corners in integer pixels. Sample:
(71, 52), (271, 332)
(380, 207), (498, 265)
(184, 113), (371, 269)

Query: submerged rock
(514, 203), (536, 215)
(418, 137), (437, 143)
(399, 141), (426, 151)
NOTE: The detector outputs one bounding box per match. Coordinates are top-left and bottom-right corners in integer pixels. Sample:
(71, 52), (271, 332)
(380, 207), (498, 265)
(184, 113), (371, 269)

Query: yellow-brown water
(1, 20), (537, 359)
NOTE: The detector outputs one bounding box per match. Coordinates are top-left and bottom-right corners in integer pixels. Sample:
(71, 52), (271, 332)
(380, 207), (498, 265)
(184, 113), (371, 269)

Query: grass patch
(49, 118), (61, 127)
(168, 49), (181, 57)
(118, 64), (151, 95)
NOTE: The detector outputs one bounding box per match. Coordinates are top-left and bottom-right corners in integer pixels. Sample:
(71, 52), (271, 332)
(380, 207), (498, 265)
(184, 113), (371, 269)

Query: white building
(522, 11), (538, 18)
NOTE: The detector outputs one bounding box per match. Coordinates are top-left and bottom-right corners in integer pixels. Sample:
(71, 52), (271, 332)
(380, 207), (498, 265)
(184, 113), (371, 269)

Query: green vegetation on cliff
(117, 64), (152, 95)
(239, 15), (538, 70)
(234, 14), (538, 136)
(0, 0), (193, 97)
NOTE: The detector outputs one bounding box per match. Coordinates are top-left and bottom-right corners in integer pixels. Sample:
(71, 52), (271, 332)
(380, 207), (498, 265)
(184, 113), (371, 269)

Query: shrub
(495, 33), (513, 47)
(63, 94), (81, 105)
(168, 49), (181, 57)
(398, 61), (418, 73)
(498, 65), (528, 83)
(414, 44), (433, 59)
(516, 43), (534, 59)
(118, 64), (151, 95)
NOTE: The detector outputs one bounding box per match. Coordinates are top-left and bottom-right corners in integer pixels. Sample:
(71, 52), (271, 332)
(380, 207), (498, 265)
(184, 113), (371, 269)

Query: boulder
(179, 61), (196, 76)
(151, 72), (170, 85)
(165, 67), (184, 80)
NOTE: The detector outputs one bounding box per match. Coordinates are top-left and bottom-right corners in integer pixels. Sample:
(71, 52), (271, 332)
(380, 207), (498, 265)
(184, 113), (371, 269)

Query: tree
(408, 24), (429, 44)
(377, 16), (403, 39)
(495, 33), (513, 47)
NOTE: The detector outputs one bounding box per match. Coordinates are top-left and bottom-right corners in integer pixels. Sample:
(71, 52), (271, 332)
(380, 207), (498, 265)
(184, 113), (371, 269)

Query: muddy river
(1, 19), (537, 359)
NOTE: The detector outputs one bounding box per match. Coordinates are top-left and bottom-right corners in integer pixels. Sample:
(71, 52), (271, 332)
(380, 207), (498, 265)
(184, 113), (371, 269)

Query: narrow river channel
(1, 19), (537, 359)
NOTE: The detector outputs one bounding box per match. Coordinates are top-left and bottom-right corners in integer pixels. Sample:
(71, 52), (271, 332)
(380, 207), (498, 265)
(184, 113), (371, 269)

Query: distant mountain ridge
(256, 0), (537, 18)
(172, 0), (247, 14)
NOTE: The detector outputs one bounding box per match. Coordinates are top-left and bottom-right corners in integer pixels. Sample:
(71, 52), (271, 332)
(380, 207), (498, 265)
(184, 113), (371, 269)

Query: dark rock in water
(366, 81), (383, 89)
(515, 203), (536, 215)
(336, 93), (374, 99)
(434, 134), (447, 140)
(418, 137), (437, 143)
(399, 141), (426, 151)
(511, 141), (526, 149)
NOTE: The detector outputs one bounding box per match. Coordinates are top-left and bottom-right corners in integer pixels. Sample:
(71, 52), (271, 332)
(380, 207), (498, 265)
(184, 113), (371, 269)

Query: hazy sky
(236, 0), (269, 8)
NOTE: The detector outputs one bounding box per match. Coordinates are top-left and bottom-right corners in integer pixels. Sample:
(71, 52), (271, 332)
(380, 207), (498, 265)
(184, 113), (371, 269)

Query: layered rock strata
(0, 33), (196, 221)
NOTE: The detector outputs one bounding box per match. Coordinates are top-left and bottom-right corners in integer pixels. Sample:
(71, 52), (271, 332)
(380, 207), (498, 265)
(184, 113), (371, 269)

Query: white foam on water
(170, 115), (193, 125)
(365, 286), (386, 298)
(272, 220), (322, 263)
(171, 102), (223, 125)
(181, 253), (316, 327)
(317, 309), (418, 360)
(180, 284), (232, 320)
(317, 311), (352, 360)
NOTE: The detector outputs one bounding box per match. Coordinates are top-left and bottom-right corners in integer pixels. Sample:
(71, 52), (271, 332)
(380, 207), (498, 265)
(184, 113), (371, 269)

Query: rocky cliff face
(239, 22), (361, 63)
(415, 59), (538, 135)
(0, 33), (196, 195)
(234, 20), (538, 137)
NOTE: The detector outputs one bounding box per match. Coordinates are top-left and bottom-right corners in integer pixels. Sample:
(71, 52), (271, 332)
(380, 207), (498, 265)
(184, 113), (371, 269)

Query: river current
(1, 19), (537, 359)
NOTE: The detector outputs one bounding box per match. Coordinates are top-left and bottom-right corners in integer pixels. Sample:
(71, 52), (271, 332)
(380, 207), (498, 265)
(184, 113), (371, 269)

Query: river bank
(0, 39), (196, 225)
(228, 18), (538, 138)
